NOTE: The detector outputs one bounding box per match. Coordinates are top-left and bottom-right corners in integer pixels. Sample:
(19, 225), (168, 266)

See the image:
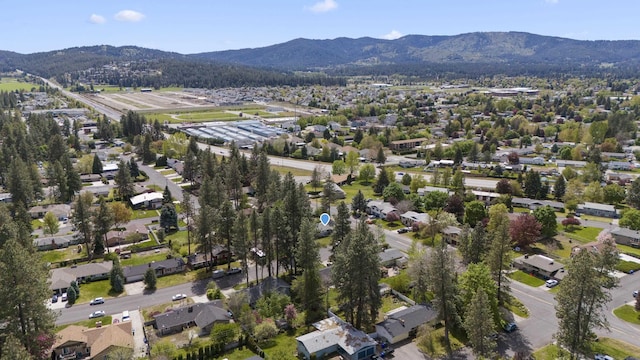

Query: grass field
(0, 77), (38, 91)
(416, 326), (467, 358)
(56, 316), (114, 332)
(40, 247), (86, 263)
(120, 252), (167, 267)
(618, 244), (640, 257)
(131, 209), (160, 220)
(508, 270), (546, 287)
(76, 279), (124, 304)
(270, 165), (313, 177)
(533, 338), (640, 359)
(613, 304), (640, 325)
(556, 225), (602, 244)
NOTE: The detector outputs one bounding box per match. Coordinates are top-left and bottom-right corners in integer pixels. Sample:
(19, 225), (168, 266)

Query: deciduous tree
(509, 213), (542, 248)
(42, 211), (59, 237)
(358, 163), (375, 185)
(534, 205), (557, 238)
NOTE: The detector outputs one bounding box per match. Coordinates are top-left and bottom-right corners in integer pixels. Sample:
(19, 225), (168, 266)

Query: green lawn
(618, 244), (640, 258)
(0, 77), (38, 91)
(56, 316), (114, 332)
(75, 280), (123, 304)
(155, 268), (210, 289)
(120, 252), (168, 267)
(613, 304), (640, 325)
(533, 338), (640, 360)
(556, 225), (602, 244)
(340, 180), (377, 203)
(316, 236), (332, 248)
(270, 164), (312, 177)
(416, 326), (467, 358)
(508, 270), (546, 287)
(260, 332), (298, 360)
(39, 247), (86, 263)
(131, 209), (160, 220)
(505, 295), (530, 318)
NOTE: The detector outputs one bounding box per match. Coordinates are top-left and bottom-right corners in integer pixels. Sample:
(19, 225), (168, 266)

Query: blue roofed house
(577, 202), (618, 218)
(296, 316), (377, 360)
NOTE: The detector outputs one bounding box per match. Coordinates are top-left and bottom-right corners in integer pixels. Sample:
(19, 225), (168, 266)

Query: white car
(89, 310), (106, 319)
(172, 293), (187, 301)
(594, 354), (614, 360)
(545, 279), (559, 288)
(226, 267), (242, 275)
(90, 297), (104, 305)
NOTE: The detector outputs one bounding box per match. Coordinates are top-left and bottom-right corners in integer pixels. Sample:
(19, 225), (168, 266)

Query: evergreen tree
(66, 285), (77, 305)
(555, 247), (617, 359)
(73, 192), (95, 259)
(94, 196), (114, 254)
(524, 170), (543, 199)
(464, 289), (497, 358)
(144, 268), (157, 290)
(331, 202), (351, 251)
(459, 223), (488, 264)
(0, 334), (34, 360)
(627, 177), (640, 209)
(163, 185), (172, 204)
(332, 220), (381, 330)
(114, 160), (135, 201)
(554, 175), (566, 201)
(110, 260), (125, 293)
(485, 204), (511, 305)
(427, 241), (460, 355)
(376, 147), (386, 164)
(373, 167), (390, 194)
(92, 154), (103, 174)
(351, 190), (367, 216)
(63, 155), (81, 202)
(160, 203), (178, 233)
(182, 190), (195, 255)
(232, 212), (250, 286)
(0, 238), (55, 358)
(294, 219), (323, 322)
(261, 207), (274, 279)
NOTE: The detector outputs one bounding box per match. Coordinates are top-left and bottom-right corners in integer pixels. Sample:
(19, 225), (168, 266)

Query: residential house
(518, 156), (546, 166)
(400, 211), (431, 228)
(555, 159), (587, 168)
(472, 190), (500, 205)
(605, 170), (633, 184)
(329, 182), (346, 199)
(80, 174), (101, 183)
(416, 186), (452, 197)
(51, 322), (133, 360)
(577, 202), (618, 218)
(28, 204), (71, 220)
(186, 246), (232, 269)
(296, 316), (377, 360)
(101, 163), (119, 179)
(34, 234), (79, 251)
(0, 192), (11, 203)
(330, 174), (349, 186)
(376, 305), (438, 344)
(105, 222), (149, 247)
(153, 301), (230, 336)
(610, 227), (640, 247)
(49, 262), (114, 294)
(512, 198), (564, 212)
(129, 192), (164, 210)
(378, 248), (407, 268)
(317, 223), (334, 238)
(571, 240), (619, 257)
(366, 200), (398, 219)
(242, 276), (291, 307)
(441, 226), (462, 245)
(607, 161), (632, 171)
(123, 258), (186, 283)
(83, 184), (112, 198)
(513, 255), (565, 280)
(389, 138), (427, 152)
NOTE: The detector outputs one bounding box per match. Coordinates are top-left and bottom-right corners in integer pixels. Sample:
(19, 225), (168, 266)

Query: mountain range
(2, 31), (640, 83)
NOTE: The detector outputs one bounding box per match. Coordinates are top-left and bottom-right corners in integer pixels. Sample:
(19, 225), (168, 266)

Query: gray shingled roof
(377, 305), (438, 337)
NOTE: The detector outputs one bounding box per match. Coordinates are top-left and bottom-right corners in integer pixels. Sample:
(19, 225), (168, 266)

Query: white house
(129, 192), (164, 209)
(400, 211), (431, 227)
(366, 200), (397, 219)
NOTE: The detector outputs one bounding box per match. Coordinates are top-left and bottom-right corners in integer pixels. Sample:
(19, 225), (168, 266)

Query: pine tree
(66, 285), (77, 305)
(464, 289), (497, 358)
(73, 192), (95, 259)
(0, 238), (55, 358)
(427, 241), (460, 355)
(485, 204), (511, 305)
(554, 176), (566, 200)
(0, 334), (34, 360)
(92, 154), (103, 174)
(114, 160), (135, 201)
(144, 268), (157, 290)
(332, 220), (381, 330)
(232, 212), (250, 286)
(110, 260), (125, 293)
(627, 177), (640, 209)
(331, 202), (351, 252)
(294, 219), (323, 322)
(94, 196), (114, 254)
(351, 190), (367, 216)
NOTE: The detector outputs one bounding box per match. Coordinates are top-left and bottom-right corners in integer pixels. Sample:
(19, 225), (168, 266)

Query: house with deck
(296, 316), (377, 360)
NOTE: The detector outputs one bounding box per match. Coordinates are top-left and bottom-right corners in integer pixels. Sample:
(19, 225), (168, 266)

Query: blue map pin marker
(320, 213), (331, 226)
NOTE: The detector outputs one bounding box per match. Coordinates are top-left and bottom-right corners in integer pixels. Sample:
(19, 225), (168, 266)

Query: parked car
(90, 297), (104, 305)
(172, 293), (187, 301)
(226, 267), (242, 275)
(545, 279), (559, 288)
(503, 322), (517, 333)
(89, 310), (106, 319)
(634, 290), (638, 298)
(397, 227), (410, 234)
(61, 293), (68, 302)
(51, 295), (58, 303)
(594, 355), (614, 360)
(212, 269), (226, 279)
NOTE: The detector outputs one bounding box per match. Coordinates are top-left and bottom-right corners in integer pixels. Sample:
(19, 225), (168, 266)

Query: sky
(3, 0), (640, 54)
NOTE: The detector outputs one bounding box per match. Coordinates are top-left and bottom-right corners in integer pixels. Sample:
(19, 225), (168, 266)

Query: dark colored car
(51, 295), (58, 303)
(503, 322), (517, 333)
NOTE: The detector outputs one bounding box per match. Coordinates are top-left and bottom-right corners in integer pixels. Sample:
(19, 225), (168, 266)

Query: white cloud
(114, 10), (145, 22)
(381, 30), (403, 40)
(545, 0), (559, 4)
(308, 0), (338, 13)
(89, 14), (106, 24)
